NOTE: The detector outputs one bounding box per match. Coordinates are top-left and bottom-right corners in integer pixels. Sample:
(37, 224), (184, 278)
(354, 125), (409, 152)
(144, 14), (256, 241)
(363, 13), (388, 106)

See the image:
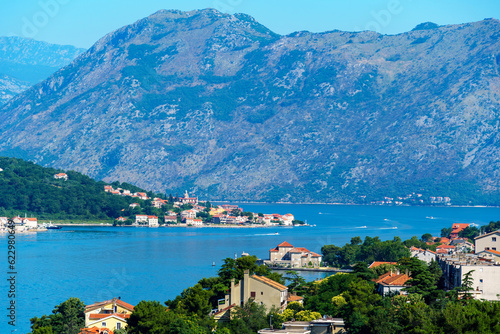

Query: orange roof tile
(437, 245), (455, 249)
(251, 275), (288, 291)
(287, 294), (304, 302)
(368, 261), (397, 268)
(484, 249), (500, 256)
(277, 241), (294, 248)
(381, 273), (411, 286)
(88, 313), (130, 320)
(85, 298), (134, 313)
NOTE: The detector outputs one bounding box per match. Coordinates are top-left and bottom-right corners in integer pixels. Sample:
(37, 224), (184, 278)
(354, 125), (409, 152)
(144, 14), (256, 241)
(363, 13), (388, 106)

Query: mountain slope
(0, 9), (499, 204)
(0, 36), (85, 104)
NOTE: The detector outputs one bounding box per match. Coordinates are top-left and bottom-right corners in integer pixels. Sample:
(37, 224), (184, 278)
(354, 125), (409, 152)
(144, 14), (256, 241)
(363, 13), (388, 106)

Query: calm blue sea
(2, 204), (500, 333)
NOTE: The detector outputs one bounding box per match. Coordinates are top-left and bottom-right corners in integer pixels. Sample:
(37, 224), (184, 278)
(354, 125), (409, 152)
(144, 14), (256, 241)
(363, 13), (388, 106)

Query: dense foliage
(321, 236), (411, 268)
(0, 157), (165, 221)
(30, 297), (85, 334)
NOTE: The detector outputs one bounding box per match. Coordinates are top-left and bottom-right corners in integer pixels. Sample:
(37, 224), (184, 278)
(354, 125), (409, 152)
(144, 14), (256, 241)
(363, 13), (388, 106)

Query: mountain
(0, 36), (85, 104)
(0, 10), (500, 204)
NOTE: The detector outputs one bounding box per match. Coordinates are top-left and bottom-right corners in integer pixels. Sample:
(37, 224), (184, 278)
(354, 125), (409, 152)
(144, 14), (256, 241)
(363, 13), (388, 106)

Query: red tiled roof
(85, 298), (134, 313)
(277, 241), (294, 248)
(381, 273), (411, 286)
(269, 248), (278, 252)
(88, 313), (130, 320)
(452, 223), (469, 230)
(368, 261), (397, 268)
(437, 245), (455, 249)
(287, 294), (304, 302)
(484, 249), (500, 256)
(251, 275), (288, 291)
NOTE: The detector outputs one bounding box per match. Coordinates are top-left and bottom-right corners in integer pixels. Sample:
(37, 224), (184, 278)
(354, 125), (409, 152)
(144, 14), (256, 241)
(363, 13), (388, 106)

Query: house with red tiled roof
(267, 242), (322, 268)
(79, 327), (113, 334)
(218, 270), (289, 316)
(84, 297), (133, 332)
(450, 223), (470, 239)
(54, 173), (68, 180)
(410, 247), (437, 264)
(368, 261), (397, 269)
(374, 270), (411, 295)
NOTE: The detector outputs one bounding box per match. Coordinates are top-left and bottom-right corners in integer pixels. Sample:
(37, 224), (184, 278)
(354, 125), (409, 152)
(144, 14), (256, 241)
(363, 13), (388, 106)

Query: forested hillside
(0, 157), (149, 220)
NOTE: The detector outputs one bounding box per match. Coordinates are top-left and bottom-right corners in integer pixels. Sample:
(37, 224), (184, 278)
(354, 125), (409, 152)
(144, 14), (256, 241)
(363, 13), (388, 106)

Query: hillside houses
(54, 173), (68, 180)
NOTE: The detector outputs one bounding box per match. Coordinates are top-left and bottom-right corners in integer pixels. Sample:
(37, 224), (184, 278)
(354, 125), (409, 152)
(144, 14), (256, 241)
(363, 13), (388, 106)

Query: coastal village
(105, 185), (302, 228)
(74, 225), (500, 334)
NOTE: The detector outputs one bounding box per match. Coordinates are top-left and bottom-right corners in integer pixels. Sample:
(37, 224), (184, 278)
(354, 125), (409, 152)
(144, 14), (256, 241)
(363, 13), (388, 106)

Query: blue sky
(1, 0), (499, 48)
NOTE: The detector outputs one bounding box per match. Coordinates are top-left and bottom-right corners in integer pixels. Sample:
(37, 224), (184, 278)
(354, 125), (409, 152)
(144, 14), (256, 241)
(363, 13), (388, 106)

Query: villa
(83, 297), (134, 332)
(266, 242), (322, 268)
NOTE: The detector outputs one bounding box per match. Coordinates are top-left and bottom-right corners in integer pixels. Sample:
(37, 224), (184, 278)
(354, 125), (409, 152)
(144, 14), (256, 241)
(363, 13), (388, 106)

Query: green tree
(30, 297), (85, 334)
(421, 233), (433, 242)
(284, 271), (306, 294)
(32, 326), (54, 334)
(441, 227), (452, 238)
(127, 300), (172, 334)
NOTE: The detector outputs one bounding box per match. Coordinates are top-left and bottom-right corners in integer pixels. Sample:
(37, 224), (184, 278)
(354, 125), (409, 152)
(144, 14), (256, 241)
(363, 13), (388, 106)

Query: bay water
(2, 204), (500, 333)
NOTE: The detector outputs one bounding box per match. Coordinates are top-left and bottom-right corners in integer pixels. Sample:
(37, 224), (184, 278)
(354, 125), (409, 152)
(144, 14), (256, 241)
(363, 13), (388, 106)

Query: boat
(44, 222), (62, 230)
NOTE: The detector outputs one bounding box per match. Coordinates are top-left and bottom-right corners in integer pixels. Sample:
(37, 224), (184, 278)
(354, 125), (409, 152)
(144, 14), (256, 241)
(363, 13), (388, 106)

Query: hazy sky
(1, 0), (499, 48)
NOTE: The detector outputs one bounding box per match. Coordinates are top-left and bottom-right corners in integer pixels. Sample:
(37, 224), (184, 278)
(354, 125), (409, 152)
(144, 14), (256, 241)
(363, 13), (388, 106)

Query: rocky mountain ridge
(0, 9), (499, 204)
(0, 36), (85, 104)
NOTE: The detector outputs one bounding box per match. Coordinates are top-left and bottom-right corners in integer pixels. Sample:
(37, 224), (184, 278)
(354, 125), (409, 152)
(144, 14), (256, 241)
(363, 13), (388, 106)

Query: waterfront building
(83, 297), (134, 332)
(266, 241), (322, 268)
(179, 190), (198, 205)
(450, 223), (470, 239)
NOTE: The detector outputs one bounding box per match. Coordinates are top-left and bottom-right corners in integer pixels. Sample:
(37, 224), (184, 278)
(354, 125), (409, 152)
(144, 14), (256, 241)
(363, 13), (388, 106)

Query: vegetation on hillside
(0, 157), (165, 221)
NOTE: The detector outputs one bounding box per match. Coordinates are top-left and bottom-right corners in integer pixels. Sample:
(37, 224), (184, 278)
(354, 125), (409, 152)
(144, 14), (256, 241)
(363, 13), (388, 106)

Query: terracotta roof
(79, 327), (102, 334)
(80, 327), (114, 334)
(440, 237), (451, 244)
(88, 313), (130, 320)
(437, 245), (455, 249)
(85, 298), (134, 313)
(452, 223), (469, 230)
(289, 247), (310, 253)
(374, 271), (393, 283)
(251, 275), (288, 291)
(380, 273), (411, 286)
(269, 248), (279, 252)
(483, 249), (500, 256)
(368, 261), (397, 268)
(287, 294), (304, 302)
(277, 241), (294, 248)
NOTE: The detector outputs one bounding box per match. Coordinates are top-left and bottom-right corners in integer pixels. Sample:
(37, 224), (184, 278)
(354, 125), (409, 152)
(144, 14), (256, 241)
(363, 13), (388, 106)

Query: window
(261, 291), (263, 295)
(494, 248), (497, 250)
(114, 306), (117, 313)
(251, 291), (256, 298)
(480, 279), (483, 283)
(117, 323), (121, 330)
(493, 237), (497, 242)
(102, 322), (106, 327)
